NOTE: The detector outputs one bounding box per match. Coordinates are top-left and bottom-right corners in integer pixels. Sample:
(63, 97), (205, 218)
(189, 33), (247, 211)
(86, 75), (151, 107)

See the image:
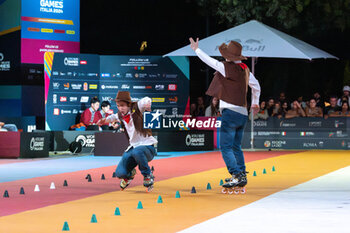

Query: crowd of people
(191, 85), (350, 119)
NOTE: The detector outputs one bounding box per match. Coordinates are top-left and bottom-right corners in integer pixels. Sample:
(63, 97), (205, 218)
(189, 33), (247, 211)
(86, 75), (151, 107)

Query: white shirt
(195, 48), (261, 116)
(106, 97), (158, 151)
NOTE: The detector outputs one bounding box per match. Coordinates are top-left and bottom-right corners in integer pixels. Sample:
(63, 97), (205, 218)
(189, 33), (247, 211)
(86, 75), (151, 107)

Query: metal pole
(250, 57), (255, 150)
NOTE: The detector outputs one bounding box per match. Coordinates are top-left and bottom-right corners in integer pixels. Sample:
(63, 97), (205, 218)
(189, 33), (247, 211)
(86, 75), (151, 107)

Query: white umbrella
(164, 20), (338, 149)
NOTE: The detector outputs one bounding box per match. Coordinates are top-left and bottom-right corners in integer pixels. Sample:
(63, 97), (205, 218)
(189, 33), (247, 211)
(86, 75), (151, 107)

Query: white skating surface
(179, 166), (350, 233)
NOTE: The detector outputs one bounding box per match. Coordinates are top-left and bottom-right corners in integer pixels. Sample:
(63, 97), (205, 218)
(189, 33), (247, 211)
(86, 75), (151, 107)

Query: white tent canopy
(164, 20), (338, 60)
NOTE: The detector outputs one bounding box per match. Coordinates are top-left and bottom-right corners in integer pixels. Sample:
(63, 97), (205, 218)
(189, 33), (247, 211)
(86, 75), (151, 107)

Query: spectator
(205, 97), (221, 117)
(337, 86), (350, 106)
(249, 101), (268, 120)
(329, 101), (350, 117)
(313, 92), (324, 109)
(278, 92), (287, 104)
(324, 96), (341, 118)
(196, 96), (205, 116)
(279, 102), (289, 118)
(0, 122), (18, 132)
(271, 102), (282, 117)
(297, 96), (307, 109)
(305, 98), (323, 117)
(190, 103), (198, 117)
(80, 97), (102, 130)
(266, 97), (275, 116)
(285, 100), (306, 119)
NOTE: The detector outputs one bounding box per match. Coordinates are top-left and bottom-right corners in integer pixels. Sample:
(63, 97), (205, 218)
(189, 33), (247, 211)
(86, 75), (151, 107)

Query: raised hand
(189, 37), (199, 51)
(250, 104), (260, 115)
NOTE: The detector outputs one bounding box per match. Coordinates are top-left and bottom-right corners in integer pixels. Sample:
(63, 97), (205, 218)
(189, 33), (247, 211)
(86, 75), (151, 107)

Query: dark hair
(101, 101), (111, 108)
(341, 101), (349, 109)
(90, 96), (100, 105)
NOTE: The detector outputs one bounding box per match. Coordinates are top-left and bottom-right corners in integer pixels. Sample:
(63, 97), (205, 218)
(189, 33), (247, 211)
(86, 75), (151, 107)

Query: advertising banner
(21, 0), (80, 64)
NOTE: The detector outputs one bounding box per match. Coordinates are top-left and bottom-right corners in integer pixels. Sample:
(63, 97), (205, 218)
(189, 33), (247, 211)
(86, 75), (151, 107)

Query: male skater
(189, 38), (261, 192)
(98, 91), (157, 190)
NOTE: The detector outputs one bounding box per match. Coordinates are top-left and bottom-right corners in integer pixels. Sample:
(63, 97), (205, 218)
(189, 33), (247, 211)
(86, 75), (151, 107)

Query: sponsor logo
(54, 108), (60, 115)
(70, 97), (78, 102)
(172, 108), (178, 115)
(75, 135), (95, 148)
(101, 85), (119, 90)
(152, 97), (165, 103)
(63, 83), (69, 90)
(265, 140), (286, 148)
(309, 121), (322, 127)
(80, 96), (89, 103)
(121, 84), (130, 89)
(30, 137), (45, 151)
(253, 121), (268, 127)
(281, 131), (286, 136)
(164, 74), (177, 79)
(264, 141), (271, 147)
(72, 109), (78, 114)
(155, 85), (165, 90)
(52, 71), (59, 76)
(89, 84), (98, 89)
(101, 73), (110, 77)
(60, 96), (67, 102)
(61, 109), (71, 114)
(83, 82), (88, 91)
(67, 72), (72, 76)
(300, 132), (315, 136)
(125, 73), (133, 78)
(280, 121), (296, 127)
(71, 83), (82, 90)
(64, 57), (79, 66)
(101, 96), (113, 101)
(185, 134), (205, 146)
(53, 94), (57, 104)
(335, 120), (345, 128)
(80, 60), (87, 65)
(133, 85), (146, 89)
(168, 96), (178, 103)
(53, 82), (60, 89)
(168, 84), (177, 91)
(87, 73), (98, 77)
(303, 142), (318, 148)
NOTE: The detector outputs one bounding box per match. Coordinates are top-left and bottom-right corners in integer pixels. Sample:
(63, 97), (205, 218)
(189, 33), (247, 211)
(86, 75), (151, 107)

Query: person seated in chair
(99, 101), (114, 130)
(0, 122), (18, 132)
(80, 97), (102, 130)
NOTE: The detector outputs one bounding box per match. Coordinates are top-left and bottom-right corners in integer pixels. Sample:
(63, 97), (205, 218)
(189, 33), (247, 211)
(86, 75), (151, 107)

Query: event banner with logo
(45, 53), (189, 131)
(241, 117), (350, 150)
(21, 0), (80, 64)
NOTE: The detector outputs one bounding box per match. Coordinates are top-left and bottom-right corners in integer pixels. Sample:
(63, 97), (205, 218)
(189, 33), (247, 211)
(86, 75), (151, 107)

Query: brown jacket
(206, 62), (249, 107)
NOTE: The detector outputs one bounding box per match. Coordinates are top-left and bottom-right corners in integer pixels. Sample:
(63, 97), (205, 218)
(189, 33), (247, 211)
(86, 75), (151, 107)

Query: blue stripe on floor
(0, 151), (214, 183)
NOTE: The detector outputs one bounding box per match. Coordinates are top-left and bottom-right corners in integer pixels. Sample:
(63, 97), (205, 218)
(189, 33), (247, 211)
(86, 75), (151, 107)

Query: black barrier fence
(242, 117), (350, 150)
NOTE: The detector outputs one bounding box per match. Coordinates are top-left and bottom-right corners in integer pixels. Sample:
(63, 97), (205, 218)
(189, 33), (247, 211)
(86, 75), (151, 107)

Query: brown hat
(114, 91), (132, 103)
(219, 41), (247, 61)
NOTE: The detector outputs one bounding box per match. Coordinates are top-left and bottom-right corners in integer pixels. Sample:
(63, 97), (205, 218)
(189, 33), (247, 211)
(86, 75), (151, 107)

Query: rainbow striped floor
(0, 150), (349, 232)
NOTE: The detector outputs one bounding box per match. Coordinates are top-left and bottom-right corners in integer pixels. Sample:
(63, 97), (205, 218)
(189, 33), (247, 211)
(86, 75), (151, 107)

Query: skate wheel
(227, 189), (234, 195)
(240, 188), (246, 194)
(221, 188), (227, 194)
(146, 186), (153, 192)
(234, 189), (240, 195)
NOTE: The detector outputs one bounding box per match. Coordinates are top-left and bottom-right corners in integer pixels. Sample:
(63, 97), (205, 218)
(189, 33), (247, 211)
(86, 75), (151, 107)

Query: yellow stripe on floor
(0, 151), (349, 233)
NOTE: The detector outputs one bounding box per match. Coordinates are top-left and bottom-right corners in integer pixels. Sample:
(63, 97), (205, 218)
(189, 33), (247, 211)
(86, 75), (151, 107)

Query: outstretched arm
(189, 37), (225, 76)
